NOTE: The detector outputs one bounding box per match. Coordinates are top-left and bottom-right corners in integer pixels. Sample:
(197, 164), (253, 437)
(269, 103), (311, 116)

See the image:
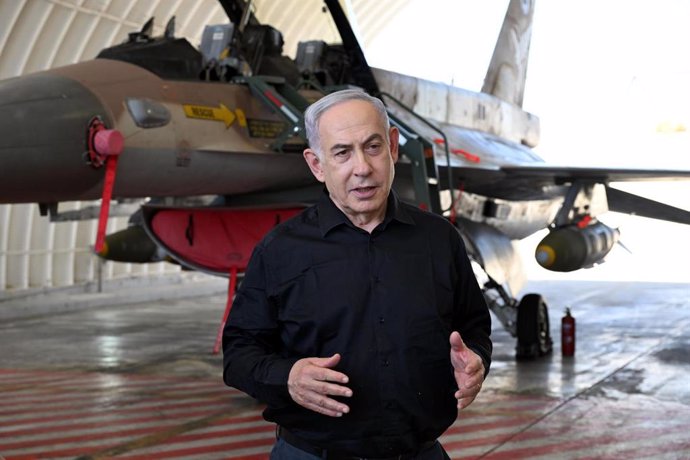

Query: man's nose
(352, 150), (373, 176)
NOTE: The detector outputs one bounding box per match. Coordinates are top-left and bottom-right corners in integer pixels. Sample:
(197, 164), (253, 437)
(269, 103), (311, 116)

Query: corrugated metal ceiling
(0, 0), (411, 80)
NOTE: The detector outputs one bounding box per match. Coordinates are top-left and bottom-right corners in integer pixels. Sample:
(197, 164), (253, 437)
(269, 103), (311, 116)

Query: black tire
(515, 293), (553, 360)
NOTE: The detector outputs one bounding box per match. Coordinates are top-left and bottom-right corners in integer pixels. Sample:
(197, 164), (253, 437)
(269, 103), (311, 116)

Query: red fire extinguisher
(561, 308), (575, 357)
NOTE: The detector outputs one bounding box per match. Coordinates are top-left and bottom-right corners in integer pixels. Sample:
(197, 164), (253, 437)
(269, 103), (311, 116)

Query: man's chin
(349, 200), (386, 215)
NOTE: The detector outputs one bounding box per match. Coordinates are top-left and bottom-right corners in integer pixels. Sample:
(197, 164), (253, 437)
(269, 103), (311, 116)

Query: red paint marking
(0, 417), (272, 451)
(0, 395), (231, 426)
(0, 425), (163, 451)
(577, 214), (593, 229)
(0, 368), (224, 386)
(213, 265), (239, 354)
(0, 412), (264, 440)
(0, 384), (233, 414)
(0, 374), (77, 387)
(1, 379), (227, 403)
(115, 437), (273, 460)
(444, 414), (535, 436)
(0, 369), (222, 390)
(476, 420), (689, 459)
(0, 398), (248, 430)
(578, 438), (690, 460)
(264, 90), (283, 108)
(94, 152), (120, 253)
(143, 423), (274, 445)
(451, 148), (481, 163)
(0, 443), (123, 459)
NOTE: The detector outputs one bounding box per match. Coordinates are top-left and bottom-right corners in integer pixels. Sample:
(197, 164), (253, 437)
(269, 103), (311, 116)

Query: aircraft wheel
(515, 293), (553, 360)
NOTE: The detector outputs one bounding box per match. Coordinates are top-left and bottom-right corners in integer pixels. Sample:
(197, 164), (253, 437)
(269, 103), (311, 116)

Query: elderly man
(223, 89), (492, 459)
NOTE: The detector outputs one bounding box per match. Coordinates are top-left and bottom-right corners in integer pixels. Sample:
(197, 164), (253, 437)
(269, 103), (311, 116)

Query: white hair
(304, 89), (390, 157)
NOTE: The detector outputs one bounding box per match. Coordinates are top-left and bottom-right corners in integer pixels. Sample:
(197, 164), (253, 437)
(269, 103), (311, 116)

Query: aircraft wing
(498, 165), (690, 184)
(604, 186), (690, 225)
(437, 164), (690, 225)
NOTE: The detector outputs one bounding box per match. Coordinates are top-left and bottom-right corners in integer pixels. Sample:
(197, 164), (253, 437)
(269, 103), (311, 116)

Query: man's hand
(450, 331), (485, 410)
(288, 353), (352, 417)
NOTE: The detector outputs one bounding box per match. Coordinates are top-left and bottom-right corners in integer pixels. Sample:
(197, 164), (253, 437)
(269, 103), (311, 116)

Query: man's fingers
(311, 353), (342, 369)
(288, 356), (353, 416)
(455, 381), (481, 409)
(449, 333), (485, 411)
(290, 385), (351, 414)
(449, 331), (466, 352)
(290, 369), (352, 399)
(450, 331), (474, 373)
(305, 355), (349, 384)
(455, 381), (482, 399)
(463, 358), (483, 376)
(455, 370), (484, 388)
(307, 366), (349, 385)
(457, 395), (476, 410)
(450, 334), (485, 383)
(312, 380), (353, 398)
(293, 386), (350, 417)
(303, 398), (349, 417)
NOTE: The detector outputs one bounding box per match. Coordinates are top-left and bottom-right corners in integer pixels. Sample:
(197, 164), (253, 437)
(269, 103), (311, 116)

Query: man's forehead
(320, 101), (386, 139)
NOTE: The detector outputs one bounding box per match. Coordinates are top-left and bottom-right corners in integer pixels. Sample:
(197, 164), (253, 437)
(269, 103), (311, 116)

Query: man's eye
(366, 143), (382, 153)
(333, 150), (350, 161)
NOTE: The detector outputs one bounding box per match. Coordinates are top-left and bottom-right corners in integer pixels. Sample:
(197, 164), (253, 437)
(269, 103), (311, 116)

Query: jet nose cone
(0, 71), (110, 203)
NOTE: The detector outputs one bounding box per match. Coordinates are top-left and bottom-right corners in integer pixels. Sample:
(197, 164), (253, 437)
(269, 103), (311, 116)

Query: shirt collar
(317, 188), (415, 237)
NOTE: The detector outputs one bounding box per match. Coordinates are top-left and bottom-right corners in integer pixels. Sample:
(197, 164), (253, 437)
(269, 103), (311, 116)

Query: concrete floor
(1, 278), (689, 459)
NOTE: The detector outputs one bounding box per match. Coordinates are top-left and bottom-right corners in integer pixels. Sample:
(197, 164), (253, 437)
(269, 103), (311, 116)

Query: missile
(535, 221), (620, 272)
(97, 225), (167, 263)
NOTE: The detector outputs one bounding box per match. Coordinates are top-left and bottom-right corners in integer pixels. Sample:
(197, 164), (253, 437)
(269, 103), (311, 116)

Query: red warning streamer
(87, 119), (124, 253)
(213, 265), (238, 355)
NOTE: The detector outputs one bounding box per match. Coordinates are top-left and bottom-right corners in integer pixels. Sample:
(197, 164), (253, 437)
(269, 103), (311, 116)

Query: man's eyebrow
(329, 134), (384, 153)
(364, 134), (385, 144)
(330, 142), (352, 153)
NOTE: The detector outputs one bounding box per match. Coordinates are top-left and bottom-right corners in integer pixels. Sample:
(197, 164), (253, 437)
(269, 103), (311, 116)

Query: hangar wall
(0, 202), (176, 291)
(0, 0), (409, 292)
(0, 0), (229, 291)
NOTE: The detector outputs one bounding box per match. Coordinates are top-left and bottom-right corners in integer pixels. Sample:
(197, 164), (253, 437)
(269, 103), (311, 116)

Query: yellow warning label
(247, 119), (286, 138)
(183, 103), (236, 128)
(235, 108), (247, 127)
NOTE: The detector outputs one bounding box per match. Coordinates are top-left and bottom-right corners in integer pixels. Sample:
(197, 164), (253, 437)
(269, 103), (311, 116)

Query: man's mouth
(351, 186), (377, 198)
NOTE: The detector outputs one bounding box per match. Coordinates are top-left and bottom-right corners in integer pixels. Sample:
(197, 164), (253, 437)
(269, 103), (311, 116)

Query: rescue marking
(183, 103), (236, 128)
(235, 108), (247, 127)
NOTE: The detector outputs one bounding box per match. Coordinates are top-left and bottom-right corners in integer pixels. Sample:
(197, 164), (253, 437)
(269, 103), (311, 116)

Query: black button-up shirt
(223, 190), (492, 457)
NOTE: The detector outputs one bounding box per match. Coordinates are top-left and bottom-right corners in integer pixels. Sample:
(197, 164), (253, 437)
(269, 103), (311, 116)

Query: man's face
(303, 99), (399, 229)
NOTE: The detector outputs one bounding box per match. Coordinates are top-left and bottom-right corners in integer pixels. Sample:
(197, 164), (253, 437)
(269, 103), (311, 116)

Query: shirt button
(382, 358), (389, 367)
(378, 317), (385, 324)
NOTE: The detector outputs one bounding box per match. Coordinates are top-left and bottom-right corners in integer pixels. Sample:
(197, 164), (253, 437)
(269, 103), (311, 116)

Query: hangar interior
(0, 0), (408, 294)
(1, 1), (690, 459)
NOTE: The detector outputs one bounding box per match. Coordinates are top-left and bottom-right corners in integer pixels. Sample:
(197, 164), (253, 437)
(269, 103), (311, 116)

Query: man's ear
(389, 126), (400, 164)
(303, 148), (325, 183)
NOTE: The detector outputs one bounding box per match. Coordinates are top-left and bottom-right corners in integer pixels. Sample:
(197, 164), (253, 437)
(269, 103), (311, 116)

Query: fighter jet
(1, 0), (689, 358)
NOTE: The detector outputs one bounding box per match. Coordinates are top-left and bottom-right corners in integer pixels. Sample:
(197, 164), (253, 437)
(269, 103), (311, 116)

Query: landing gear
(515, 293), (553, 360)
(460, 233), (553, 361)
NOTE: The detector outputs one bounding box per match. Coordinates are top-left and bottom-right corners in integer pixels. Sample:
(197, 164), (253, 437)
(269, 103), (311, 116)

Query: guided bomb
(535, 221), (620, 272)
